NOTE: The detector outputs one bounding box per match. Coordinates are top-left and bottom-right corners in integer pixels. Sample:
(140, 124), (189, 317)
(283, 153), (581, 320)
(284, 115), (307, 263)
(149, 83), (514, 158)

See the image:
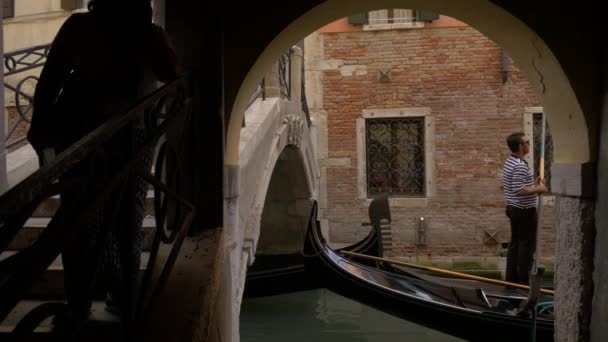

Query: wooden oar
(341, 250), (554, 295)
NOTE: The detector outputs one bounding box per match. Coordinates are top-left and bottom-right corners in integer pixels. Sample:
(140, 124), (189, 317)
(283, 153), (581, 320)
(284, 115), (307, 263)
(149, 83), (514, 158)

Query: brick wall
(319, 26), (555, 258)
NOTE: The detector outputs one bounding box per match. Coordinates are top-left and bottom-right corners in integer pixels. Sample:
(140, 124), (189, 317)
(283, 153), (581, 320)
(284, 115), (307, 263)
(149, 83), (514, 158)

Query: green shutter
(348, 12), (369, 26)
(417, 10), (439, 22)
(3, 0), (14, 18)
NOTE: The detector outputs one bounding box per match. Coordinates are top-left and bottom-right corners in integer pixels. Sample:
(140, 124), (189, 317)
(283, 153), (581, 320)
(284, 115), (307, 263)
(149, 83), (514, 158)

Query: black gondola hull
(304, 204), (554, 342)
(244, 224), (379, 298)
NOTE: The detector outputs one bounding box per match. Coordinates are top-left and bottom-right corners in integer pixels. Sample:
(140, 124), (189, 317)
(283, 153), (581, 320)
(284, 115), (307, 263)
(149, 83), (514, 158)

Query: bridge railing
(278, 48), (292, 99)
(244, 45), (311, 127)
(0, 73), (195, 339)
(3, 44), (51, 149)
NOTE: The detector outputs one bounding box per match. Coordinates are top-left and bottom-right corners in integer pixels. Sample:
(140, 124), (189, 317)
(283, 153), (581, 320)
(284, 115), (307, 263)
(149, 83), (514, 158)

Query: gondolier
(502, 132), (547, 285)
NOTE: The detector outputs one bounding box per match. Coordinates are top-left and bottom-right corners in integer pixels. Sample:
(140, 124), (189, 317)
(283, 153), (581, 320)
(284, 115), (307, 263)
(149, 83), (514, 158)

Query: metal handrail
(0, 73), (195, 338)
(3, 44), (51, 149)
(245, 46), (312, 128)
(278, 48), (292, 100)
(4, 44), (50, 77)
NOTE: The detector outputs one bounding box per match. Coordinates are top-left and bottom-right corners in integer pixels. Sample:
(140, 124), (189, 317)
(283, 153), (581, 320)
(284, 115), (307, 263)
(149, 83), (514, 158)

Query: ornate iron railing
(0, 74), (194, 339)
(278, 48), (292, 100)
(3, 44), (51, 149)
(245, 46), (312, 128)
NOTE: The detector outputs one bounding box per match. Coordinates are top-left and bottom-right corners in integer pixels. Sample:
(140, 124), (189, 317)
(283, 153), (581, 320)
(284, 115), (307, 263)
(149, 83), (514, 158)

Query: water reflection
(240, 289), (465, 342)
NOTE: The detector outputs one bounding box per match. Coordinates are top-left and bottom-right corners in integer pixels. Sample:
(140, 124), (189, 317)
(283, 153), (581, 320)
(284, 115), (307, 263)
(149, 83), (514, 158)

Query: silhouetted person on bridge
(27, 0), (177, 334)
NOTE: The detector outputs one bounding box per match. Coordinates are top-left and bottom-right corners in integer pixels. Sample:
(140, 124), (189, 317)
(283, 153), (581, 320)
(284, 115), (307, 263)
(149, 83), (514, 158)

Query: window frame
(365, 116), (426, 198)
(523, 107), (555, 206)
(363, 8), (427, 31)
(356, 107), (434, 208)
(3, 0), (14, 18)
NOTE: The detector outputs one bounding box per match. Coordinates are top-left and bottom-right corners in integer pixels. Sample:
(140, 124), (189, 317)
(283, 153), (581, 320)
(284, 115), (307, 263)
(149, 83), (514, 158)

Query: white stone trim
(356, 118), (367, 200)
(362, 107), (431, 119)
(523, 107), (541, 168)
(357, 108), (434, 207)
(524, 106), (555, 206)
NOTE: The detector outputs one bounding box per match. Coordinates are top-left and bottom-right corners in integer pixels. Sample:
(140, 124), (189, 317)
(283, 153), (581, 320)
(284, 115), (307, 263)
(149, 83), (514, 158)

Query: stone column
(290, 46), (303, 104)
(303, 32), (328, 214)
(142, 1), (225, 341)
(590, 47), (608, 342)
(0, 9), (7, 193)
(552, 162), (596, 342)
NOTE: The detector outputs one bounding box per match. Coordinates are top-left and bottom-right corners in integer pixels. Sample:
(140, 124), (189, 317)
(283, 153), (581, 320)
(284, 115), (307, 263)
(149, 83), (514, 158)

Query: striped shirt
(502, 155), (537, 209)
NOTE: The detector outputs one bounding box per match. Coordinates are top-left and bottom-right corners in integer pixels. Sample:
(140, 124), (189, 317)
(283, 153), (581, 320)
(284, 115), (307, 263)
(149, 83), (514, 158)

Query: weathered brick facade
(311, 25), (555, 260)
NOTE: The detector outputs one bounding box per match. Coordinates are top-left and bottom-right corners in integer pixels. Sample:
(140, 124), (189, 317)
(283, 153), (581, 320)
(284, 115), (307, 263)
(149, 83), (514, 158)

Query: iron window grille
(366, 117), (425, 197)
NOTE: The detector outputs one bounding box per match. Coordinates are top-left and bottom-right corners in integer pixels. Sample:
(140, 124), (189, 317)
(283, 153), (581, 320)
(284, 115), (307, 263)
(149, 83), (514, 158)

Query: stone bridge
(224, 46), (320, 340)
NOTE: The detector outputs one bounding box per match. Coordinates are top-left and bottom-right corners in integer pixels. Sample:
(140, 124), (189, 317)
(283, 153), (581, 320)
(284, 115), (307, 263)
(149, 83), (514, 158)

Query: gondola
(304, 201), (554, 342)
(243, 210), (379, 298)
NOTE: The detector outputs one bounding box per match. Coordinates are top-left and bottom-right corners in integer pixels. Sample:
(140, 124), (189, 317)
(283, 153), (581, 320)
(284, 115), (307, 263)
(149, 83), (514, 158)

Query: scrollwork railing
(3, 44), (51, 149)
(0, 74), (194, 339)
(278, 48), (292, 100)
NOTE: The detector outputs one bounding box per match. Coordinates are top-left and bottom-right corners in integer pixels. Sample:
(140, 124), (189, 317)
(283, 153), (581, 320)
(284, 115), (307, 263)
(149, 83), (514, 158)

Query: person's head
(506, 132), (530, 155)
(88, 0), (152, 23)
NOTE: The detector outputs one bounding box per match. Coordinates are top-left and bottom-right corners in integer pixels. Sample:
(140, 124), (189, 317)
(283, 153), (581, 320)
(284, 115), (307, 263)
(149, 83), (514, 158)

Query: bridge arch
(236, 97), (318, 270)
(226, 0), (592, 168)
(222, 2), (597, 341)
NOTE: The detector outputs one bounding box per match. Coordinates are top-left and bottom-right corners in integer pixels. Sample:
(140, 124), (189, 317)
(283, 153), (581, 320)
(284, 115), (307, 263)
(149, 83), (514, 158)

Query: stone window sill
(365, 197), (429, 208)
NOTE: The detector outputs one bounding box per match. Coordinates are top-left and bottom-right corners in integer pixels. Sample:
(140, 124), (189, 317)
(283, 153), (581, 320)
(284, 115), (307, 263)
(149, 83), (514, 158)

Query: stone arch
(226, 0), (591, 169)
(221, 3), (597, 341)
(237, 102), (318, 265)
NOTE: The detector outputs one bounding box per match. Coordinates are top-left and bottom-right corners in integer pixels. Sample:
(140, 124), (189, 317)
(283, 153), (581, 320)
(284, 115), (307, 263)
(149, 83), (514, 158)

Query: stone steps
(0, 251), (151, 299)
(7, 217), (158, 251)
(0, 300), (121, 341)
(2, 185), (161, 335)
(32, 190), (156, 218)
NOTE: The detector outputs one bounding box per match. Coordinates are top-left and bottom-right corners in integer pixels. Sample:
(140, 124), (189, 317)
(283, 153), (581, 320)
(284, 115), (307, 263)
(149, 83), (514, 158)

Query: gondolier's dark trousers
(505, 206), (537, 285)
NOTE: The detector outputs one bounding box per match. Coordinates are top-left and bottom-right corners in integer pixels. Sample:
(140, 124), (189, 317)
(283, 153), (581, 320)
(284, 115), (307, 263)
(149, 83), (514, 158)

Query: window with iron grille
(3, 0), (14, 18)
(366, 117), (425, 197)
(532, 113), (553, 191)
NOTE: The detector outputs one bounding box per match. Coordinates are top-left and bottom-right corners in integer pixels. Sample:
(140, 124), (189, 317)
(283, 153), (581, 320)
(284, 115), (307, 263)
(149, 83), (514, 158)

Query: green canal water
(240, 289), (466, 342)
